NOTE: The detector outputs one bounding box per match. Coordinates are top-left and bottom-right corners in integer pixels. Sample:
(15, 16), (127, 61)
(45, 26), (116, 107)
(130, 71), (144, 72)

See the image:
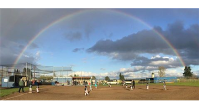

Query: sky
(0, 8), (199, 79)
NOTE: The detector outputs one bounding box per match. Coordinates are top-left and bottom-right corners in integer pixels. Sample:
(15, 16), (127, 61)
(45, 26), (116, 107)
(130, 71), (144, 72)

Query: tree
(74, 74), (79, 77)
(119, 73), (125, 80)
(158, 66), (166, 77)
(39, 75), (53, 80)
(92, 76), (96, 80)
(105, 76), (110, 81)
(183, 66), (193, 78)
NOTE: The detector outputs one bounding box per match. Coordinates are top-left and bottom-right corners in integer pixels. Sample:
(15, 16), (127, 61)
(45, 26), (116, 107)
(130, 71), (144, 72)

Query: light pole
(90, 76), (92, 91)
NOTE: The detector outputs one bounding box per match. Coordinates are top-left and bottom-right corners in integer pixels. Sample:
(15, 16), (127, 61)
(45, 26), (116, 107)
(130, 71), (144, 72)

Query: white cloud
(149, 55), (176, 66)
(151, 55), (161, 59)
(61, 66), (185, 80)
(67, 71), (97, 77)
(110, 52), (119, 58)
(150, 61), (170, 65)
(23, 54), (30, 58)
(35, 51), (40, 60)
(119, 68), (127, 72)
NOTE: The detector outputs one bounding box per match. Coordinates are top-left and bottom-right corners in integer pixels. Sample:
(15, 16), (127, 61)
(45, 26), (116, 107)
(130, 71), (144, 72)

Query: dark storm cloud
(0, 39), (37, 65)
(72, 48), (84, 52)
(87, 21), (199, 67)
(87, 29), (170, 54)
(0, 9), (80, 65)
(1, 9), (80, 42)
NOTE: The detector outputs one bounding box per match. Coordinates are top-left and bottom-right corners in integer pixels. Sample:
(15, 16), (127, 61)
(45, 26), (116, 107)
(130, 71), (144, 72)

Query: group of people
(84, 82), (98, 96)
(18, 78), (40, 93)
(126, 80), (167, 90)
(123, 79), (167, 91)
(123, 80), (135, 90)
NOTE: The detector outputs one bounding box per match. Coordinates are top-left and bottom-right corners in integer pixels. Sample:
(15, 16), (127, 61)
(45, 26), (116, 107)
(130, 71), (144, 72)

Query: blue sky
(1, 9), (199, 79)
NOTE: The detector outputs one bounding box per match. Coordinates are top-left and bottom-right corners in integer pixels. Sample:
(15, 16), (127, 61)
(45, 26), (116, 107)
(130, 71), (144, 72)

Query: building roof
(72, 77), (91, 79)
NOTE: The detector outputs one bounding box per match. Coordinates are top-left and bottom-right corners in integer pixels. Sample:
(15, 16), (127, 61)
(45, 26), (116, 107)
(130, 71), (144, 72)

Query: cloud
(72, 48), (84, 52)
(30, 43), (39, 49)
(67, 71), (98, 77)
(35, 51), (41, 60)
(105, 66), (185, 79)
(87, 21), (199, 68)
(0, 38), (37, 65)
(69, 66), (184, 80)
(0, 9), (76, 65)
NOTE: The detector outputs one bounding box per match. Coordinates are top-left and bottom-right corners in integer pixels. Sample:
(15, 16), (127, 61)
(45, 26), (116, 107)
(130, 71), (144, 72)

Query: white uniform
(85, 87), (89, 96)
(163, 81), (166, 90)
(146, 84), (149, 90)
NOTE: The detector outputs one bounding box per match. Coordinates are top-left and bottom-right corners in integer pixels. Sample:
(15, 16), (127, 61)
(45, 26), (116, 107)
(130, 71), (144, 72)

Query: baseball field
(1, 84), (199, 100)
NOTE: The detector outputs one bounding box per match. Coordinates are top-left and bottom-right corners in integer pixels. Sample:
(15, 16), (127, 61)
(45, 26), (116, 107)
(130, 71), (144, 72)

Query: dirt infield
(1, 85), (199, 100)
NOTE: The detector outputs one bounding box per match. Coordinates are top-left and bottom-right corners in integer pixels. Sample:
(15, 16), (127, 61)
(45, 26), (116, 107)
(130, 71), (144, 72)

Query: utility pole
(34, 65), (36, 80)
(26, 62), (28, 77)
(2, 66), (3, 78)
(53, 66), (54, 77)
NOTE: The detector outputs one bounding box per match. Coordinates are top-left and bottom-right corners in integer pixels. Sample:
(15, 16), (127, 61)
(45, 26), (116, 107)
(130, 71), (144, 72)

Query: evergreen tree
(119, 73), (125, 80)
(183, 66), (193, 78)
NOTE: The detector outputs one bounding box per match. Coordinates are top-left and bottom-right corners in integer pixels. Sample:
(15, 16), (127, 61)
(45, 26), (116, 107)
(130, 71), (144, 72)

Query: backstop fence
(0, 63), (72, 87)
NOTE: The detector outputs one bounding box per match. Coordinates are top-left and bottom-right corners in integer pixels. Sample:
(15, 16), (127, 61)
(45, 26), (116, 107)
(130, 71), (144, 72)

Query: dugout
(1, 75), (28, 87)
(146, 78), (154, 83)
(52, 77), (72, 86)
(72, 77), (93, 86)
(153, 77), (177, 83)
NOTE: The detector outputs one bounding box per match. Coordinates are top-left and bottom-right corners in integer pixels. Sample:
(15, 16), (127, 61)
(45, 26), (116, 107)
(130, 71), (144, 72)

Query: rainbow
(13, 9), (186, 67)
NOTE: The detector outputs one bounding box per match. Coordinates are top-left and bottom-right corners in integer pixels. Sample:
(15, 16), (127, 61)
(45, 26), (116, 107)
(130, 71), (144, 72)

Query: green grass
(0, 86), (36, 97)
(136, 81), (199, 87)
(166, 82), (199, 87)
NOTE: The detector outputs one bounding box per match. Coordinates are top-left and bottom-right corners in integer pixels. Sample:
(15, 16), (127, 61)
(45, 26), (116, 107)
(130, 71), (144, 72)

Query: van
(107, 80), (118, 85)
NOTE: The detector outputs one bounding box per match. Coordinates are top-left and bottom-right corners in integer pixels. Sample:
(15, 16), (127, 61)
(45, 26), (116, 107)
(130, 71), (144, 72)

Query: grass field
(0, 86), (36, 97)
(135, 81), (199, 87)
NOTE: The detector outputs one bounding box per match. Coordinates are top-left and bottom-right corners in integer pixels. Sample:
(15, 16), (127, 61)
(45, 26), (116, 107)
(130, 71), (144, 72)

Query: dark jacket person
(132, 80), (135, 89)
(18, 79), (25, 93)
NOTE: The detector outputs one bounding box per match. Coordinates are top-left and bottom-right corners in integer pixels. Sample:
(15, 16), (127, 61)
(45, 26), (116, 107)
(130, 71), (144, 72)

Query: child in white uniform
(146, 83), (149, 90)
(163, 81), (166, 90)
(84, 86), (89, 96)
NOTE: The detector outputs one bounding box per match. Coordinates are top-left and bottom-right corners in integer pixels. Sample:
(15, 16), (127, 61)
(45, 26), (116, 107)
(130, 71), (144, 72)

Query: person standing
(95, 83), (97, 89)
(132, 80), (135, 89)
(84, 86), (89, 96)
(146, 83), (149, 90)
(163, 80), (166, 90)
(125, 84), (128, 89)
(109, 83), (111, 87)
(18, 78), (25, 93)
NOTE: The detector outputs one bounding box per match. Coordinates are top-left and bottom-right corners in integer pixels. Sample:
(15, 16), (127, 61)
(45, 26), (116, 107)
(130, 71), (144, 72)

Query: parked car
(124, 79), (133, 84)
(107, 80), (118, 85)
